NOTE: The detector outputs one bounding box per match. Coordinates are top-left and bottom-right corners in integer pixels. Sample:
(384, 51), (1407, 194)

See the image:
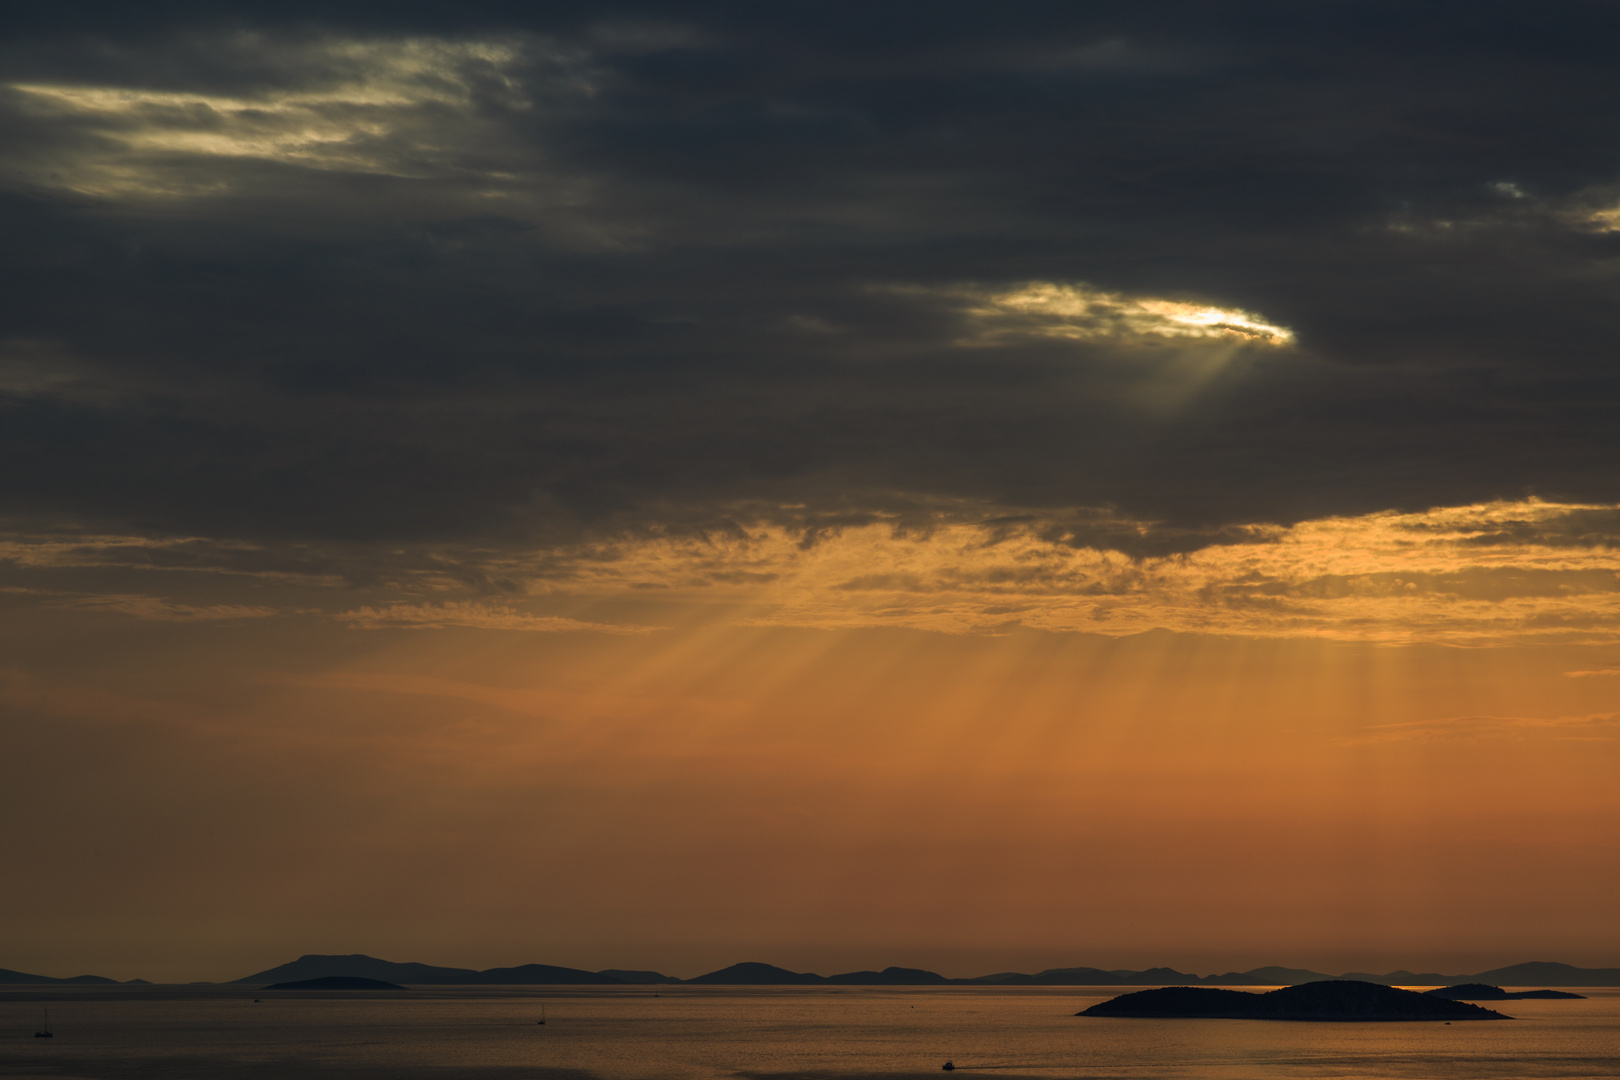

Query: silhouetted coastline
(5, 954), (1618, 988)
(225, 955), (1620, 988)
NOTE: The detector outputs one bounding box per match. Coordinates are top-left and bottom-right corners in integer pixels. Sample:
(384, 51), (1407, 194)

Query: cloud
(338, 600), (657, 633)
(50, 593), (277, 621)
(947, 281), (1295, 346)
(1, 32), (603, 223)
(8, 498), (1620, 644)
(5, 10), (1620, 611)
(514, 498), (1620, 644)
(0, 339), (100, 398)
(1381, 177), (1620, 243)
(0, 528), (348, 584)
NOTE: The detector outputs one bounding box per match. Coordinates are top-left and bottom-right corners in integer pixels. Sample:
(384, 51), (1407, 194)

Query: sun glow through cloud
(958, 281), (1295, 345)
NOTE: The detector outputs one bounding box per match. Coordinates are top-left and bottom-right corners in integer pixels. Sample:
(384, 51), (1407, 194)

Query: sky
(3, 2), (1620, 984)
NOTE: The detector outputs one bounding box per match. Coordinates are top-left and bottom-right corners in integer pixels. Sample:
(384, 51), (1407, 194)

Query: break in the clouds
(5, 4), (1620, 639)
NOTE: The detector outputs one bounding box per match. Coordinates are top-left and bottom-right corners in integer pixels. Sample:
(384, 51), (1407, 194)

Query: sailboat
(537, 1006), (546, 1026)
(34, 1006), (53, 1038)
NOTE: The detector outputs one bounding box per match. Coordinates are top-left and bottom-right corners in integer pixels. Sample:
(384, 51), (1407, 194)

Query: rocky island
(1425, 983), (1584, 1001)
(1079, 980), (1510, 1021)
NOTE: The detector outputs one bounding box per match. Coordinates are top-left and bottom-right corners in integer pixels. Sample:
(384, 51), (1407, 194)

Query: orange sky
(7, 13), (1620, 987)
(5, 528), (1619, 982)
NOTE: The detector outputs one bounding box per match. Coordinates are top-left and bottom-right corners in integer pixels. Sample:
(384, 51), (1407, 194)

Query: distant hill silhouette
(1080, 981), (1510, 1021)
(237, 954), (618, 986)
(687, 962), (826, 985)
(0, 967), (123, 985)
(827, 967), (952, 985)
(1204, 966), (1334, 985)
(970, 966), (1210, 986)
(1468, 962), (1620, 987)
(236, 955), (480, 985)
(223, 954), (1620, 987)
(1426, 983), (1585, 1001)
(597, 969), (684, 984)
(1339, 969), (1462, 984)
(265, 976), (409, 990)
(1027, 967), (1133, 984)
(472, 965), (622, 985)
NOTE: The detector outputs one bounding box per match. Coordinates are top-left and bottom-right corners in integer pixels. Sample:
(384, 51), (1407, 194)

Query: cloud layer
(5, 5), (1620, 638)
(6, 498), (1618, 646)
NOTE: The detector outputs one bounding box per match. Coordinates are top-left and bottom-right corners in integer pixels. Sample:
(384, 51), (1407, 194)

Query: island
(1078, 981), (1510, 1021)
(1425, 984), (1585, 1001)
(264, 976), (409, 990)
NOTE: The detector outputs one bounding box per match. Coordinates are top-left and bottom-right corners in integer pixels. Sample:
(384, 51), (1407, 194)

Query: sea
(2, 985), (1617, 1080)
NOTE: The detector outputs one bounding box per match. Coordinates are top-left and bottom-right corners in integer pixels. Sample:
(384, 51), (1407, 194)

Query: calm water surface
(3, 986), (1617, 1080)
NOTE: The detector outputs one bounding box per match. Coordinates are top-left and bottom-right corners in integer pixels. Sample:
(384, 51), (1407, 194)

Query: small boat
(941, 1062), (954, 1071)
(34, 1007), (53, 1038)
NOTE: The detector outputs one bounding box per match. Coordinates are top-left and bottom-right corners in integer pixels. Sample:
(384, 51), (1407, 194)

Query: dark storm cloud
(5, 1), (1620, 558)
